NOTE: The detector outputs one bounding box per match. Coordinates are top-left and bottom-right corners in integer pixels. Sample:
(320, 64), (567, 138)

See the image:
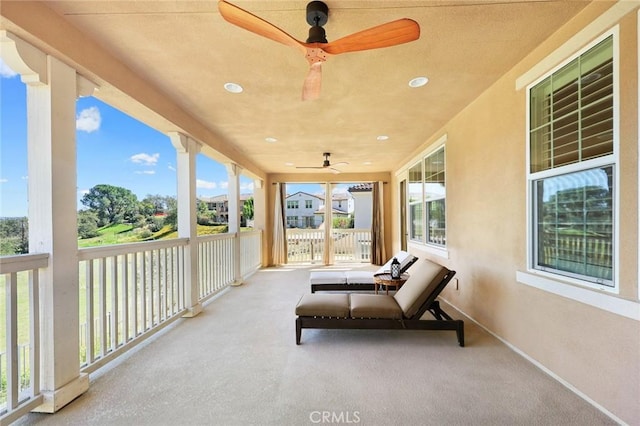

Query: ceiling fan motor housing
(306, 1), (329, 43)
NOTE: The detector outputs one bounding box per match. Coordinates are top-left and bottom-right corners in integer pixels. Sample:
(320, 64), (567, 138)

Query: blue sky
(0, 59), (262, 218)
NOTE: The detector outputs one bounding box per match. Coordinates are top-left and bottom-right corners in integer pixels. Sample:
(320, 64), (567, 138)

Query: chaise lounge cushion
(349, 294), (403, 319)
(393, 259), (450, 318)
(344, 270), (376, 285)
(295, 294), (350, 317)
(309, 271), (347, 285)
(309, 251), (418, 292)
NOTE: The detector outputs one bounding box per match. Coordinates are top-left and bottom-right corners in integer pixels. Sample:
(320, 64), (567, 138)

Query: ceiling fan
(218, 0), (420, 100)
(296, 152), (348, 174)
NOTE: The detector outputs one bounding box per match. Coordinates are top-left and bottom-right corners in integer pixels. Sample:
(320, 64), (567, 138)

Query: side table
(373, 273), (409, 295)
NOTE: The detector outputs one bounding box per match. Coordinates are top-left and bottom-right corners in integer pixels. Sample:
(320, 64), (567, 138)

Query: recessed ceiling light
(265, 137), (277, 143)
(363, 161), (372, 165)
(408, 76), (428, 88)
(285, 162), (294, 166)
(224, 82), (243, 93)
(376, 135), (389, 141)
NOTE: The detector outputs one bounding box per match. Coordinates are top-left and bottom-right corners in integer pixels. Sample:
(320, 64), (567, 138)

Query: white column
(1, 31), (93, 412)
(252, 179), (266, 267)
(169, 132), (202, 317)
(226, 163), (242, 285)
(324, 182), (334, 265)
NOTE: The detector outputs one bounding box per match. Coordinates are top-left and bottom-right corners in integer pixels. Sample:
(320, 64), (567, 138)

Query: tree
(163, 196), (178, 230)
(0, 217), (29, 255)
(77, 209), (100, 238)
(242, 197), (254, 220)
(142, 194), (171, 214)
(81, 184), (139, 226)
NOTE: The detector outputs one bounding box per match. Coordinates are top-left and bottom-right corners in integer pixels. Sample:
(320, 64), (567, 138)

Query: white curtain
(272, 183), (287, 265)
(371, 181), (386, 265)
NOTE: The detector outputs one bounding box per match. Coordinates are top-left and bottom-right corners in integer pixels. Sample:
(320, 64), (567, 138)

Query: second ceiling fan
(296, 152), (348, 174)
(218, 1), (420, 101)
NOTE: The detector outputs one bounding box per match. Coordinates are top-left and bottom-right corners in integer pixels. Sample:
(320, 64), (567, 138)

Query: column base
(33, 373), (89, 413)
(231, 279), (243, 287)
(182, 302), (203, 317)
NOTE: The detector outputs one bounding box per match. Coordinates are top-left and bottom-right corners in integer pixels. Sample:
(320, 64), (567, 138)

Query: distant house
(348, 183), (373, 229)
(331, 191), (354, 214)
(285, 191), (324, 228)
(313, 204), (350, 226)
(284, 189), (370, 229)
(314, 191), (353, 227)
(198, 193), (252, 224)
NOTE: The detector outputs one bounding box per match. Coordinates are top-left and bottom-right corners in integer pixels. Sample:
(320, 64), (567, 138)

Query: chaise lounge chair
(295, 258), (464, 346)
(309, 251), (418, 293)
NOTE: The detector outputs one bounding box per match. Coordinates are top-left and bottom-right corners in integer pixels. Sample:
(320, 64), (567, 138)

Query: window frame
(525, 28), (620, 293)
(424, 146), (446, 247)
(405, 135), (448, 255)
(408, 160), (424, 243)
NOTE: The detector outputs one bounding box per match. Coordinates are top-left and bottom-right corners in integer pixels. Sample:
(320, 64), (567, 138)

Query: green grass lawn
(0, 273), (32, 347)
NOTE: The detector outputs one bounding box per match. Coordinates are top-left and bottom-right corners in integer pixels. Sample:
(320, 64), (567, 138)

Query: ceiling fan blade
(218, 1), (306, 55)
(302, 62), (322, 101)
(295, 166), (325, 169)
(331, 161), (349, 167)
(329, 168), (342, 174)
(323, 19), (420, 55)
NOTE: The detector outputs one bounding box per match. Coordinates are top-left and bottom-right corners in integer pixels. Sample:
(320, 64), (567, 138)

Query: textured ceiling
(31, 1), (591, 175)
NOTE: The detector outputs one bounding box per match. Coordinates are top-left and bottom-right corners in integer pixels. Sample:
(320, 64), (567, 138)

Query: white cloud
(78, 189), (90, 195)
(240, 181), (254, 192)
(0, 58), (17, 78)
(168, 163), (176, 172)
(219, 181), (229, 190)
(76, 107), (101, 133)
(130, 152), (159, 166)
(0, 178), (8, 183)
(197, 179), (216, 189)
(135, 170), (156, 175)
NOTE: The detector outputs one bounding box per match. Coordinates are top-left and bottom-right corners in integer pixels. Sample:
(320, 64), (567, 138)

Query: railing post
(169, 132), (202, 317)
(226, 163), (243, 285)
(1, 31), (94, 412)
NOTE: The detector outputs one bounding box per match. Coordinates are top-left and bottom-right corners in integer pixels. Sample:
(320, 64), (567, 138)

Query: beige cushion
(393, 259), (449, 318)
(345, 270), (376, 284)
(295, 294), (350, 317)
(309, 271), (347, 285)
(350, 294), (403, 319)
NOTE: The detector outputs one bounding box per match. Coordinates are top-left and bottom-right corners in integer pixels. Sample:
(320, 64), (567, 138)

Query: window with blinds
(424, 147), (446, 246)
(528, 33), (616, 287)
(530, 36), (613, 173)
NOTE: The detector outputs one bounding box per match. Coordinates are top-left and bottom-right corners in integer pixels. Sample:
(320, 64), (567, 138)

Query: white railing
(198, 233), (236, 300)
(240, 230), (262, 278)
(286, 229), (371, 263)
(78, 239), (188, 373)
(1, 230), (264, 423)
(287, 229), (325, 263)
(332, 229), (371, 262)
(0, 253), (48, 424)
